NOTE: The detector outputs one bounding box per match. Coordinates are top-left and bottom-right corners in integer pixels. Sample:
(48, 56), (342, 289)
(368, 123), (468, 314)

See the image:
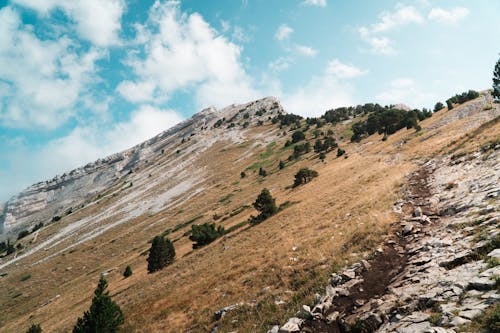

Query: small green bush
(26, 324), (42, 333)
(293, 168), (318, 187)
(189, 223), (225, 248)
(123, 266), (132, 278)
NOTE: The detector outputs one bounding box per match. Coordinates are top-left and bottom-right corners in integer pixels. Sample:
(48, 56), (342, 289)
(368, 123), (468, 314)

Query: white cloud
(120, 1), (259, 109)
(370, 5), (424, 33)
(327, 59), (367, 78)
(375, 78), (436, 108)
(295, 44), (318, 57)
(275, 24), (293, 41)
(269, 57), (293, 72)
(428, 7), (469, 24)
(358, 5), (423, 55)
(116, 81), (156, 103)
(0, 6), (105, 129)
(302, 0), (327, 7)
(275, 61), (357, 117)
(1, 105), (183, 201)
(12, 0), (125, 47)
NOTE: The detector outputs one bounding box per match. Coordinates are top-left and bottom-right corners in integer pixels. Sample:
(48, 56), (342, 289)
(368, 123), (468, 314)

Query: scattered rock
(279, 317), (303, 333)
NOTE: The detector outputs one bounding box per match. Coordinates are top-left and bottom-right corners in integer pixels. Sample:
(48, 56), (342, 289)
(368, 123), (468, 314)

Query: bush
(189, 223), (225, 248)
(291, 130), (305, 143)
(250, 188), (278, 224)
(434, 102), (444, 112)
(123, 266), (132, 278)
(6, 240), (15, 255)
(147, 236), (175, 273)
(32, 222), (44, 232)
(73, 276), (124, 333)
(258, 167), (267, 177)
(293, 168), (318, 187)
(26, 324), (42, 333)
(17, 230), (30, 240)
(240, 171), (246, 178)
(337, 148), (345, 157)
(278, 160), (285, 169)
(494, 56), (500, 102)
(319, 152), (326, 161)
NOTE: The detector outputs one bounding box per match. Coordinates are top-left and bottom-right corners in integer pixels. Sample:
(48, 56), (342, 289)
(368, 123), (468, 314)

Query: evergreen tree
(253, 188), (278, 220)
(493, 56), (500, 102)
(319, 152), (326, 162)
(258, 167), (267, 177)
(434, 102), (444, 112)
(189, 223), (225, 248)
(6, 239), (15, 255)
(26, 324), (42, 333)
(123, 266), (132, 278)
(278, 160), (285, 169)
(240, 171), (246, 178)
(291, 130), (305, 143)
(314, 139), (323, 153)
(293, 168), (318, 187)
(73, 276), (124, 333)
(147, 236), (175, 273)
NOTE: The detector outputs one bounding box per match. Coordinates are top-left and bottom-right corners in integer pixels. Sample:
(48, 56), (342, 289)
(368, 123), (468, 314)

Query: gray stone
(414, 207), (423, 217)
(267, 326), (279, 333)
(459, 309), (482, 320)
(450, 316), (470, 326)
(468, 277), (496, 290)
(279, 317), (303, 333)
(342, 269), (356, 281)
(396, 321), (432, 333)
(487, 248), (500, 259)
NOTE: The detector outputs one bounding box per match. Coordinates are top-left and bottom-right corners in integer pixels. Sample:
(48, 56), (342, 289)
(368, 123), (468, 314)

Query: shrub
(240, 171), (246, 178)
(319, 152), (326, 161)
(26, 324), (42, 333)
(434, 102), (444, 112)
(278, 160), (285, 169)
(337, 148), (345, 157)
(123, 266), (132, 278)
(6, 240), (15, 255)
(189, 223), (225, 248)
(17, 230), (30, 240)
(73, 276), (124, 333)
(251, 188), (278, 224)
(32, 222), (44, 232)
(494, 56), (500, 102)
(258, 167), (267, 177)
(446, 100), (453, 110)
(293, 168), (318, 187)
(291, 130), (305, 143)
(147, 236), (175, 273)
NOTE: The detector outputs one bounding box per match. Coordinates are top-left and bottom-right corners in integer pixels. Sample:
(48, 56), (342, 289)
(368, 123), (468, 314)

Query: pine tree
(147, 236), (175, 273)
(26, 324), (42, 333)
(73, 276), (124, 333)
(278, 160), (285, 169)
(123, 266), (132, 278)
(253, 188), (277, 220)
(493, 56), (500, 102)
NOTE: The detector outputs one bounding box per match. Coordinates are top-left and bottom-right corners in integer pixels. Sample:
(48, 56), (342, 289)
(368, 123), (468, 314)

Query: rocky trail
(274, 141), (499, 333)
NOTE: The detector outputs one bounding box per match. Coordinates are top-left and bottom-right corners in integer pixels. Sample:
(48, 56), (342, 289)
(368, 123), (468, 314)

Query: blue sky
(0, 0), (498, 202)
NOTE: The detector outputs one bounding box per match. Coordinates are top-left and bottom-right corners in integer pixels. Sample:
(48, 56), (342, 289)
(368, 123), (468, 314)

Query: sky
(0, 0), (499, 202)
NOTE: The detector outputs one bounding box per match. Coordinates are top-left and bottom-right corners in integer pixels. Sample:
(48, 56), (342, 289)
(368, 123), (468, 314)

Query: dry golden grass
(0, 99), (498, 332)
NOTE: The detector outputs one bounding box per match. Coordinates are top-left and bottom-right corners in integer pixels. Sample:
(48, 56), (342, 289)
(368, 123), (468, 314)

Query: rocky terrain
(273, 125), (499, 332)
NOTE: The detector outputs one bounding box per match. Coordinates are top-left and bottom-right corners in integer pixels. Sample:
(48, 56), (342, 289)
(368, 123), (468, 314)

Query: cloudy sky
(0, 0), (498, 201)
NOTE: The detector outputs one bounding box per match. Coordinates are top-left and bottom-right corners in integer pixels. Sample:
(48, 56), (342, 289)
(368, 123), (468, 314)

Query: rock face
(0, 97), (284, 240)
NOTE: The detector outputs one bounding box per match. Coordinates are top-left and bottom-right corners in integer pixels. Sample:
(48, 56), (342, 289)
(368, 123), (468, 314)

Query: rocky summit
(0, 92), (498, 333)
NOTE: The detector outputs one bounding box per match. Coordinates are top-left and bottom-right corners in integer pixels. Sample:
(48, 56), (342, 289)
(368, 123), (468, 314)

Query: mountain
(0, 93), (498, 333)
(0, 97), (282, 239)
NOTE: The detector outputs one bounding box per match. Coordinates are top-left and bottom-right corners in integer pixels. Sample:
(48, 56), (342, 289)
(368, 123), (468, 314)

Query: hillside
(0, 93), (498, 333)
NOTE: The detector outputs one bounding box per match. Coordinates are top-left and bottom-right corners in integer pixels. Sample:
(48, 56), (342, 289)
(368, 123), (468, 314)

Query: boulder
(413, 207), (423, 217)
(487, 248), (500, 260)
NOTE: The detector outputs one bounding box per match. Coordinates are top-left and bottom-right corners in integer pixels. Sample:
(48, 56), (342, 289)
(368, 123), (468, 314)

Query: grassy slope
(0, 96), (498, 333)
